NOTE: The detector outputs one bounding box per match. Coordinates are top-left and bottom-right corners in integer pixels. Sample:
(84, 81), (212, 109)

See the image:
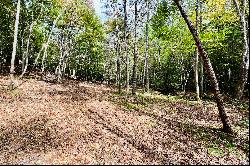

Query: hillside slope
(0, 76), (249, 164)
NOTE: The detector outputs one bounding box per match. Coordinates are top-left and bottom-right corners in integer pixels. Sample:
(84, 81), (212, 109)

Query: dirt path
(0, 77), (249, 164)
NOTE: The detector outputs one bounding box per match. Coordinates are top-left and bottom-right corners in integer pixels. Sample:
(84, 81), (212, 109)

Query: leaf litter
(0, 76), (249, 164)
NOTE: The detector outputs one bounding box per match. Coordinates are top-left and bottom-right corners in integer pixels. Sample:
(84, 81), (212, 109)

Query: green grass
(239, 103), (249, 110)
(112, 90), (127, 96)
(242, 143), (249, 153)
(113, 89), (204, 110)
(147, 119), (158, 128)
(111, 87), (249, 160)
(123, 102), (145, 111)
(8, 89), (22, 97)
(240, 119), (249, 128)
(136, 92), (202, 108)
(208, 147), (225, 157)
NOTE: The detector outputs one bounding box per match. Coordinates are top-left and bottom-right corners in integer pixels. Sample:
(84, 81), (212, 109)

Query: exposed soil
(0, 76), (249, 164)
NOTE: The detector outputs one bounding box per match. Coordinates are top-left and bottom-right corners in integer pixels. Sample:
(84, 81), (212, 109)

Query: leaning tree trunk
(34, 10), (63, 69)
(132, 1), (138, 95)
(173, 0), (232, 133)
(232, 0), (249, 100)
(10, 0), (21, 89)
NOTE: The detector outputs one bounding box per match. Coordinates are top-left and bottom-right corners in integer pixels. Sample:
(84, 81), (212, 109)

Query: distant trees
(1, 0), (248, 104)
(2, 0), (105, 83)
(100, 0), (248, 101)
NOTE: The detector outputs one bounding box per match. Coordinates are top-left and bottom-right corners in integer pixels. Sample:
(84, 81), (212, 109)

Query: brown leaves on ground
(0, 76), (249, 164)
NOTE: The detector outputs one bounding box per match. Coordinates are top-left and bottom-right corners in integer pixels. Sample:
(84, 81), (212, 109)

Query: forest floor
(0, 75), (249, 165)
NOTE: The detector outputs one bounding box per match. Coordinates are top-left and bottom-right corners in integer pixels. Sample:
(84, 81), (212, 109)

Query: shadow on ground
(0, 114), (62, 163)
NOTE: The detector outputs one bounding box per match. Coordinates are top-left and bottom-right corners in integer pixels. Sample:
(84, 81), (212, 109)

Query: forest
(0, 0), (249, 164)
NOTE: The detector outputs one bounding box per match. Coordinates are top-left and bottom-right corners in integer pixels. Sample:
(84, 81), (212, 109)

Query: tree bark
(232, 0), (249, 100)
(158, 45), (161, 65)
(199, 2), (204, 95)
(117, 42), (121, 94)
(124, 0), (129, 92)
(114, 2), (121, 93)
(20, 22), (34, 78)
(132, 1), (138, 95)
(144, 0), (150, 92)
(195, 0), (200, 101)
(173, 0), (232, 133)
(200, 59), (204, 94)
(10, 0), (21, 89)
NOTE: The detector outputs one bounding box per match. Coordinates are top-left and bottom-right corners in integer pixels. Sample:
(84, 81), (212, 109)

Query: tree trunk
(173, 0), (232, 133)
(180, 55), (184, 91)
(183, 70), (190, 94)
(195, 0), (200, 101)
(117, 42), (121, 94)
(200, 59), (204, 94)
(144, 0), (150, 92)
(199, 3), (204, 95)
(113, 2), (121, 93)
(34, 10), (63, 68)
(21, 33), (25, 72)
(124, 0), (129, 92)
(132, 1), (138, 95)
(142, 59), (146, 89)
(20, 22), (34, 78)
(158, 43), (161, 65)
(10, 0), (21, 89)
(232, 0), (249, 100)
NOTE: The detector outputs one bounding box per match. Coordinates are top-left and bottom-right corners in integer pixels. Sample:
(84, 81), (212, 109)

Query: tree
(195, 0), (200, 101)
(114, 2), (122, 93)
(132, 0), (138, 95)
(232, 0), (249, 100)
(199, 0), (204, 96)
(10, 0), (21, 89)
(173, 0), (232, 133)
(123, 0), (129, 92)
(144, 0), (150, 92)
